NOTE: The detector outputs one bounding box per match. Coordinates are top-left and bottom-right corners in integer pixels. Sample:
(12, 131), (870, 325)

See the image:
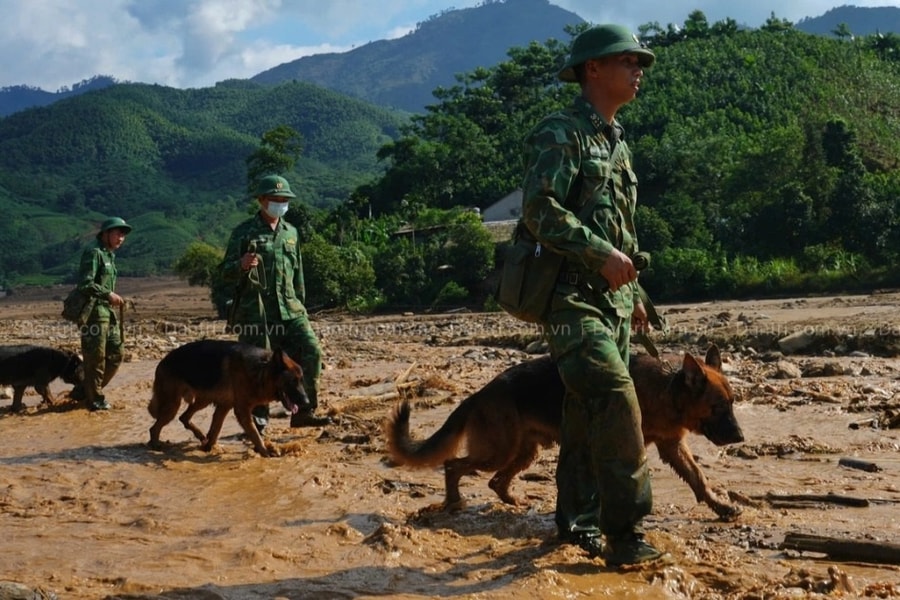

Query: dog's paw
(414, 502), (452, 517)
(714, 504), (743, 522)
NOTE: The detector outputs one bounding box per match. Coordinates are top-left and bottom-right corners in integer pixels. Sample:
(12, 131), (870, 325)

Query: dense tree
(363, 35), (572, 216)
(4, 12), (900, 306)
(0, 80), (406, 282)
(354, 15), (900, 301)
(173, 241), (224, 287)
(245, 125), (303, 193)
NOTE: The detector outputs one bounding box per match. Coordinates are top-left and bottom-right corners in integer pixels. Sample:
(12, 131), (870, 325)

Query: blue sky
(1, 0), (897, 91)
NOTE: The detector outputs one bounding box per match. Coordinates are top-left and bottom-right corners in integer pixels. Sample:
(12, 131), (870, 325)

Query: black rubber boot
(89, 394), (111, 411)
(560, 531), (604, 558)
(604, 533), (664, 566)
(290, 411), (332, 427)
(69, 384), (86, 403)
(574, 534), (605, 559)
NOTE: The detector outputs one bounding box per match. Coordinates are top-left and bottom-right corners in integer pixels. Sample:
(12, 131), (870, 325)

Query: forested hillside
(0, 76), (117, 118)
(250, 0), (583, 113)
(2, 10), (900, 310)
(357, 14), (900, 301)
(796, 5), (900, 36)
(0, 80), (405, 282)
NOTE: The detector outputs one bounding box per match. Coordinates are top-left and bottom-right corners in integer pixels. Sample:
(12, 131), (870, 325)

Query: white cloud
(0, 0), (897, 91)
(555, 0), (900, 31)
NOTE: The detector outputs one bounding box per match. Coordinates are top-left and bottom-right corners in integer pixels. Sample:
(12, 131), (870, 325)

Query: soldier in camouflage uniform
(520, 25), (664, 566)
(220, 174), (331, 430)
(71, 216), (132, 411)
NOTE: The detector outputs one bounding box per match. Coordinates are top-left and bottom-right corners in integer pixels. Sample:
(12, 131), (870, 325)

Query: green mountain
(0, 80), (405, 282)
(250, 0), (584, 113)
(3, 3), (899, 120)
(796, 6), (900, 36)
(2, 2), (900, 292)
(0, 76), (117, 118)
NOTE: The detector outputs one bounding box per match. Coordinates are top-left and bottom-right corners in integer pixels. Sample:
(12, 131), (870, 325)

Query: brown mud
(0, 277), (898, 599)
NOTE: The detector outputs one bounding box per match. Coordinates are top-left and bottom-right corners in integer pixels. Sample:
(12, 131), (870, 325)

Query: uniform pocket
(580, 159), (614, 208)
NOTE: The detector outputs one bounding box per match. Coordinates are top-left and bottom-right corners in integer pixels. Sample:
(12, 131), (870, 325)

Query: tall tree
(245, 125), (303, 193)
(362, 35), (573, 216)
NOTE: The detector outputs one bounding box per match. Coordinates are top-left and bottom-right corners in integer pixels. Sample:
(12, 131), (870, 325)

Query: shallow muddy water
(1, 281), (899, 599)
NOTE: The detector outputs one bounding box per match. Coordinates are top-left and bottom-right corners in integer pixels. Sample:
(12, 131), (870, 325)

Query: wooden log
(790, 387), (841, 403)
(838, 457), (881, 472)
(848, 418), (878, 430)
(344, 391), (399, 404)
(765, 492), (870, 507)
(780, 532), (900, 565)
(395, 362), (417, 385)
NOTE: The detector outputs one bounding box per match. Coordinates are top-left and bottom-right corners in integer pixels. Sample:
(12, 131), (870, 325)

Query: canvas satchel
(496, 141), (623, 323)
(61, 287), (96, 327)
(495, 225), (566, 323)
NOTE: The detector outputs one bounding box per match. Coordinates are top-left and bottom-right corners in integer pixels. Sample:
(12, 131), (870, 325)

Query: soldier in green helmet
(219, 174), (331, 432)
(70, 216), (132, 411)
(520, 24), (664, 566)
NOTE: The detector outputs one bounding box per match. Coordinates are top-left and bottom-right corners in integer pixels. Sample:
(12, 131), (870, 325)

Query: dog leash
(119, 303), (125, 348)
(634, 282), (667, 358)
(246, 250), (271, 351)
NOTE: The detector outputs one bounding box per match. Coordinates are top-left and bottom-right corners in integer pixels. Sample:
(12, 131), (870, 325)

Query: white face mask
(263, 200), (290, 219)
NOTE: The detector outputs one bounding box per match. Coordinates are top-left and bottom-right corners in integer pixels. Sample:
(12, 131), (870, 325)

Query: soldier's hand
(108, 292), (125, 307)
(240, 252), (259, 271)
(632, 301), (651, 333)
(598, 249), (637, 292)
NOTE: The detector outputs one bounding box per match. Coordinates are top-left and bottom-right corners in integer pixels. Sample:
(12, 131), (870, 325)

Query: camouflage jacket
(75, 240), (118, 320)
(521, 95), (640, 317)
(220, 212), (308, 323)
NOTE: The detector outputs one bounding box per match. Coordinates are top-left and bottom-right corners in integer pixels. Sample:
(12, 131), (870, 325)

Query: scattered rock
(771, 360), (803, 379)
(778, 330), (815, 354)
(0, 581), (57, 600)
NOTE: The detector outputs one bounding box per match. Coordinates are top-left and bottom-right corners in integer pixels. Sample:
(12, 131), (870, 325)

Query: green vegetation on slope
(2, 11), (900, 308)
(0, 80), (406, 281)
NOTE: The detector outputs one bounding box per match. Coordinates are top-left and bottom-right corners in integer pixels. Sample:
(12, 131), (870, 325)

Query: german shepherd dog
(385, 345), (745, 520)
(0, 345), (84, 412)
(148, 340), (309, 456)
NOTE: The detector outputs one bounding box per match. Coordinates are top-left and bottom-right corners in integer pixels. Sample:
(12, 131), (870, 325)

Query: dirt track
(0, 278), (898, 599)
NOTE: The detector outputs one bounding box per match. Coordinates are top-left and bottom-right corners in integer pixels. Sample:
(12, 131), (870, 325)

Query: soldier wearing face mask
(220, 174), (331, 432)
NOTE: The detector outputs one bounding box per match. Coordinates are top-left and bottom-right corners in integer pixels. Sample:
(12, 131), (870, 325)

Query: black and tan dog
(148, 339), (309, 456)
(0, 344), (84, 412)
(385, 345), (745, 520)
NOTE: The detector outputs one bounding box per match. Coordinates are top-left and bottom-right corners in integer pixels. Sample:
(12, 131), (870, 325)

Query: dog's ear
(681, 353), (707, 391)
(68, 352), (83, 369)
(270, 348), (285, 367)
(704, 345), (722, 371)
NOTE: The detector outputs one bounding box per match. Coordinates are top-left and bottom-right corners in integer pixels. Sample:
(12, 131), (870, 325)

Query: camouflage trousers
(79, 315), (124, 404)
(545, 308), (652, 540)
(238, 314), (323, 421)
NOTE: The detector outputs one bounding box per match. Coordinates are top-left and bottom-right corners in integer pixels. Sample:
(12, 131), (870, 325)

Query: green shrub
(432, 281), (468, 308)
(302, 236), (377, 310)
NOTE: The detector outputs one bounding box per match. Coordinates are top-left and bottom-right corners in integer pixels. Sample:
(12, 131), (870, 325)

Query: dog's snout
(702, 412), (744, 446)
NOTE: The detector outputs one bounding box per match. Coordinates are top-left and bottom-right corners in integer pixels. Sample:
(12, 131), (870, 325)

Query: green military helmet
(96, 216), (132, 238)
(558, 24), (655, 82)
(255, 174), (296, 198)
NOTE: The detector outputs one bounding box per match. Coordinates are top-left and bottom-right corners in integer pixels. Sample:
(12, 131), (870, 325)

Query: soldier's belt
(558, 251), (650, 286)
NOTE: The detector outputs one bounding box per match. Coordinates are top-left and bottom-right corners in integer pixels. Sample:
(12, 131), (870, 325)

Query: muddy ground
(0, 277), (898, 599)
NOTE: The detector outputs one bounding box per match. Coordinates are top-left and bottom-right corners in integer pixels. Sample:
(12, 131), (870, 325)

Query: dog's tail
(384, 398), (473, 468)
